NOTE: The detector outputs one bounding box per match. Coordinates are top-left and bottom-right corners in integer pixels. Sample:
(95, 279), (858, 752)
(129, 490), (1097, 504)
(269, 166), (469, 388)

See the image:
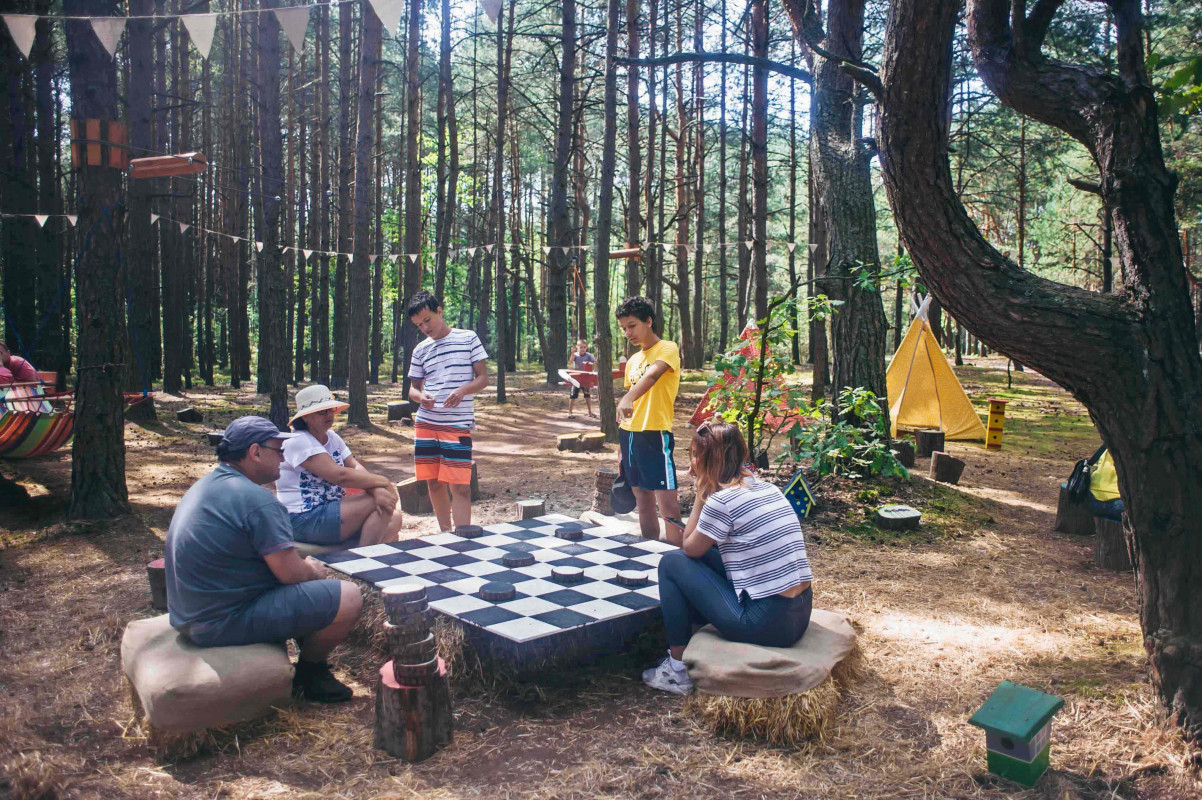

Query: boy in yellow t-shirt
(615, 296), (683, 543)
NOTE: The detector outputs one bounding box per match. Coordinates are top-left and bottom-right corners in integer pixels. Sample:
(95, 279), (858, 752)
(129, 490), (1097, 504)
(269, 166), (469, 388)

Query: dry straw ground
(1, 359), (1200, 799)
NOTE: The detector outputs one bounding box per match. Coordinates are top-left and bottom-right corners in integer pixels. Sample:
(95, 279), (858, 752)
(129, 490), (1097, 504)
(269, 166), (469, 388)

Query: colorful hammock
(1, 385), (73, 458)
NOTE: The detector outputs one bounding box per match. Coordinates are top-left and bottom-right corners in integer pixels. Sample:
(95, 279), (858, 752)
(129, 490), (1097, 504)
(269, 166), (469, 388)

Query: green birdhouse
(968, 681), (1065, 787)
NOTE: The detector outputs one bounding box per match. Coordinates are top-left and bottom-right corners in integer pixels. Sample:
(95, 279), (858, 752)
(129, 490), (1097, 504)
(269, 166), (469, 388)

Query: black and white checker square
(318, 514), (674, 643)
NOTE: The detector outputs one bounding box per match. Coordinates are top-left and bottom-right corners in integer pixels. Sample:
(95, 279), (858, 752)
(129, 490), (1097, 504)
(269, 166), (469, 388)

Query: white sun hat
(289, 384), (350, 426)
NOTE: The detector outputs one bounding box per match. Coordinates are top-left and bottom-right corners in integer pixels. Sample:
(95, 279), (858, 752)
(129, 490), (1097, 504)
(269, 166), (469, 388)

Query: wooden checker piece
(385, 597), (429, 622)
(616, 569), (650, 587)
(479, 581), (516, 602)
(391, 657), (439, 686)
(454, 524), (485, 539)
(382, 582), (427, 604)
(389, 632), (437, 664)
(502, 552), (535, 568)
(554, 522), (584, 541)
(385, 608), (435, 636)
(551, 565), (585, 584)
(384, 621), (433, 653)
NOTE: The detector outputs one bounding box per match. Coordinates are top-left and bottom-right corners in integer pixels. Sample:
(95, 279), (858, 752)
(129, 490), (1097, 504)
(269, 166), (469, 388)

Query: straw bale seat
(293, 535), (361, 559)
(682, 609), (862, 745)
(121, 615), (293, 740)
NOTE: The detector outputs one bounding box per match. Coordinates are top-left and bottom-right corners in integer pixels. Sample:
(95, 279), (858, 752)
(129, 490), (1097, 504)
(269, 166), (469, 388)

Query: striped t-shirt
(696, 476), (813, 600)
(408, 328), (489, 429)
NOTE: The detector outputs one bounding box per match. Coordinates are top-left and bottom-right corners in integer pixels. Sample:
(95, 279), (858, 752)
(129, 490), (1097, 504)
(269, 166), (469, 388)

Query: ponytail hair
(690, 421), (751, 500)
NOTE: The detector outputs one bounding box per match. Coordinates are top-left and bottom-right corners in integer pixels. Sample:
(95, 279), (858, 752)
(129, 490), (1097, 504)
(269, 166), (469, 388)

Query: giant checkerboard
(317, 514), (675, 667)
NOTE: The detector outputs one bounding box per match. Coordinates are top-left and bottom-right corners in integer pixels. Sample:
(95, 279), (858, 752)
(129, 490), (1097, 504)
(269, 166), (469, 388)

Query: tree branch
(616, 52), (811, 84)
(1025, 0), (1067, 52)
(1067, 177), (1102, 195)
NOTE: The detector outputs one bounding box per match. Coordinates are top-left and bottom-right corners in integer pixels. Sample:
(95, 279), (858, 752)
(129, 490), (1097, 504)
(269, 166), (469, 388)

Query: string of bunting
(2, 0), (410, 62)
(0, 212), (78, 228)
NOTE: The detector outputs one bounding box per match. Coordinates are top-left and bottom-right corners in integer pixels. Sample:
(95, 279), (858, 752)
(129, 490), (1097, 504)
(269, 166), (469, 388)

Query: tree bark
(876, 0), (1202, 736)
(399, 0), (423, 394)
(434, 0), (458, 301)
(594, 0), (622, 440)
(333, 0), (355, 389)
(33, 5), (65, 382)
(64, 0), (129, 519)
(546, 0), (576, 384)
(625, 0), (642, 300)
(750, 0), (769, 323)
(125, 0), (156, 391)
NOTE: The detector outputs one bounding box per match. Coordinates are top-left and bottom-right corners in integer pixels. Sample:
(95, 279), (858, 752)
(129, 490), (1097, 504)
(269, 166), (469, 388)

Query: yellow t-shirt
(1089, 450), (1120, 501)
(621, 339), (680, 432)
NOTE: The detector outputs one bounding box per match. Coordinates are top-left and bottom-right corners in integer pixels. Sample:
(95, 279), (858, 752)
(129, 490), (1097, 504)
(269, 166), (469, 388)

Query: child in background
(406, 291), (490, 531)
(615, 296), (682, 543)
(567, 339), (596, 419)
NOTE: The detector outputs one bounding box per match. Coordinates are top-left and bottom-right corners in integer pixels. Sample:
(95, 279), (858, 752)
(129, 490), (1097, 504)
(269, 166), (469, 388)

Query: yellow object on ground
(1089, 449), (1120, 501)
(886, 297), (987, 441)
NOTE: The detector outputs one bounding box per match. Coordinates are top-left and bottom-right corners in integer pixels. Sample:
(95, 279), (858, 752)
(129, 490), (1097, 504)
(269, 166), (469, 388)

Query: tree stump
(579, 432), (606, 451)
(1094, 516), (1133, 572)
(124, 395), (157, 422)
(176, 407), (203, 423)
(146, 558), (167, 611)
(517, 499), (546, 519)
(1053, 483), (1095, 535)
(929, 451), (966, 484)
(206, 431), (225, 447)
(557, 432), (581, 451)
(373, 659), (453, 762)
(875, 504), (922, 531)
(398, 478), (433, 514)
(915, 429), (944, 458)
(892, 440), (915, 468)
(387, 401), (413, 421)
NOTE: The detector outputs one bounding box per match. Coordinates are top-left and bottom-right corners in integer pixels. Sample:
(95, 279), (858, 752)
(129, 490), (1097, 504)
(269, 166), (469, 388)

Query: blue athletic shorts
(186, 579), (344, 647)
(619, 429), (678, 491)
(290, 501), (344, 544)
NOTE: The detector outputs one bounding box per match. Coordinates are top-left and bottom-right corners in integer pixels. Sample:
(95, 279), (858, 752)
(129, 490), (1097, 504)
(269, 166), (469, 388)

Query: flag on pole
(274, 6), (309, 56)
(90, 17), (126, 58)
(180, 13), (218, 60)
(2, 14), (37, 60)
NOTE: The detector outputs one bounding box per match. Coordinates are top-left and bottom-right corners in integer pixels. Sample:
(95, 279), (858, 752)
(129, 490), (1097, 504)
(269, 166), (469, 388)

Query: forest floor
(2, 357), (1201, 799)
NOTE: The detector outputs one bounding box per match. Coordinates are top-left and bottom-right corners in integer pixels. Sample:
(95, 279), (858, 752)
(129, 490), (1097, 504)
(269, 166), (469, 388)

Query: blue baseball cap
(219, 416), (296, 452)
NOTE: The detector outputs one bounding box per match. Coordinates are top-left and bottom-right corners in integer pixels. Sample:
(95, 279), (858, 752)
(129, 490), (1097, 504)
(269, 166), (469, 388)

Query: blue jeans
(1085, 495), (1124, 523)
(657, 548), (812, 649)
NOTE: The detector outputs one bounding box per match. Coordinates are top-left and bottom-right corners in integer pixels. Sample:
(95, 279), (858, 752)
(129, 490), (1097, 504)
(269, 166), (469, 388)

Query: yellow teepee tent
(886, 296), (986, 441)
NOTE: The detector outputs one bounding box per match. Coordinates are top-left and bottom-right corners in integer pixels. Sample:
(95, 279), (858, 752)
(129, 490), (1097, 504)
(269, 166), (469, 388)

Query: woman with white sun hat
(276, 385), (403, 546)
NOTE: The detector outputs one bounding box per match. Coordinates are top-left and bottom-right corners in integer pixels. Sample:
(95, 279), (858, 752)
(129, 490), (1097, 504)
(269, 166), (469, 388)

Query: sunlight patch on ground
(953, 484), (1056, 514)
(870, 610), (1065, 659)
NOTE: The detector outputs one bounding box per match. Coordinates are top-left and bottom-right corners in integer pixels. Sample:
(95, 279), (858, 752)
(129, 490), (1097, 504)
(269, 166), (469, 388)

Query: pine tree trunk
(433, 0), (457, 300)
(545, 0), (576, 384)
(64, 0), (130, 519)
(625, 0), (642, 299)
(735, 57), (750, 330)
(594, 0), (622, 440)
(716, 0), (728, 353)
(400, 0), (423, 393)
(33, 7), (65, 381)
(333, 0), (355, 389)
(750, 0), (769, 323)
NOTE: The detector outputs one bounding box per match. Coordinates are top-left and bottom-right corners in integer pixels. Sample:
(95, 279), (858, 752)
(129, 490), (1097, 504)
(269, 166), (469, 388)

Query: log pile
(592, 467), (618, 515)
(374, 583), (453, 762)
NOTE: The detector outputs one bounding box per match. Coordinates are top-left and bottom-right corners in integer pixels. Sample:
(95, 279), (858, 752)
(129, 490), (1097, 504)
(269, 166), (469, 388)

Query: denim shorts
(185, 579), (344, 647)
(290, 501), (344, 544)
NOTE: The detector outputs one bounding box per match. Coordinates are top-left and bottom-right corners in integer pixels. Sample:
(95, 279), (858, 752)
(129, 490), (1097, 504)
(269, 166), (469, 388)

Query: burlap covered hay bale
(682, 609), (863, 746)
(121, 615), (294, 739)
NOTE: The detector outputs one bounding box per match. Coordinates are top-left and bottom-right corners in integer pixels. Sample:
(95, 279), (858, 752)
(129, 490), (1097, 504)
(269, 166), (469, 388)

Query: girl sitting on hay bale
(644, 421), (814, 695)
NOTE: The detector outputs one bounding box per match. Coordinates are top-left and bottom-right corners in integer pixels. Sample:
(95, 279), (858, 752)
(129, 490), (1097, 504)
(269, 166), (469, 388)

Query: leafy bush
(783, 387), (909, 480)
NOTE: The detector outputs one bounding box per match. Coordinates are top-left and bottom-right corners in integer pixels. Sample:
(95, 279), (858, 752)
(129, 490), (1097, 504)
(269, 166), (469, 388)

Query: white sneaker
(642, 657), (693, 695)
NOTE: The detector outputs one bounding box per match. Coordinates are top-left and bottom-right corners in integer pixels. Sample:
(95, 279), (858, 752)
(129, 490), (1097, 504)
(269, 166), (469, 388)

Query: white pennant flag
(743, 240), (754, 252)
(787, 242), (797, 253)
(303, 249), (313, 260)
(2, 15), (37, 60)
(486, 244), (495, 254)
(447, 249), (456, 260)
(542, 246), (552, 255)
(179, 222), (191, 234)
(642, 240), (650, 249)
(369, 254), (378, 264)
(90, 17), (126, 58)
(558, 246), (568, 255)
(32, 214), (48, 228)
(481, 0), (504, 24)
(809, 242), (819, 254)
(367, 0), (404, 35)
(704, 244), (714, 254)
(65, 215), (77, 227)
(150, 213), (159, 225)
(408, 254), (419, 264)
(180, 13), (218, 60)
(254, 241), (264, 252)
(274, 7), (310, 56)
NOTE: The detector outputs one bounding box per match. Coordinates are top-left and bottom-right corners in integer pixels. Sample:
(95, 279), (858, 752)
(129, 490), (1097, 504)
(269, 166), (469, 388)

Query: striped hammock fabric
(0, 385), (74, 458)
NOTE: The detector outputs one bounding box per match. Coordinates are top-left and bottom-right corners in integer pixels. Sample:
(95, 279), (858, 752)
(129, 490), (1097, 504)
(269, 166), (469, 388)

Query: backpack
(1066, 445), (1107, 502)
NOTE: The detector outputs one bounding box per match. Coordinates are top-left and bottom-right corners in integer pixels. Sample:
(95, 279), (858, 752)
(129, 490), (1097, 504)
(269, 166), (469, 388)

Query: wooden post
(915, 429), (944, 458)
(146, 558), (167, 611)
(1053, 483), (1095, 535)
(517, 499), (546, 519)
(176, 407), (203, 423)
(986, 398), (1008, 449)
(892, 440), (915, 468)
(1094, 516), (1133, 572)
(929, 451), (966, 484)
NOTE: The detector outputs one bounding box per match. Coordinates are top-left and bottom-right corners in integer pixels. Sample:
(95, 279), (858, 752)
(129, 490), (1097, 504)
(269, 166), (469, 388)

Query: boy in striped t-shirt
(406, 291), (490, 530)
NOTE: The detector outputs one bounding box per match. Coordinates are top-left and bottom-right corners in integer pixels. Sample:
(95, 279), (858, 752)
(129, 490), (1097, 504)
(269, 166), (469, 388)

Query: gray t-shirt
(165, 464), (297, 639)
(571, 351), (596, 370)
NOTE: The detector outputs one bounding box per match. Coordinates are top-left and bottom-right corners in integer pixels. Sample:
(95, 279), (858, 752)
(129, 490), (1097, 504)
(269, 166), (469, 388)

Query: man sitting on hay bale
(643, 421), (814, 694)
(164, 416), (364, 703)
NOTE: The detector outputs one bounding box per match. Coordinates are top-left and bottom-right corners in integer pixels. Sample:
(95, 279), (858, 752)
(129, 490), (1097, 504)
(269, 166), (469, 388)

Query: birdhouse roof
(968, 681), (1064, 740)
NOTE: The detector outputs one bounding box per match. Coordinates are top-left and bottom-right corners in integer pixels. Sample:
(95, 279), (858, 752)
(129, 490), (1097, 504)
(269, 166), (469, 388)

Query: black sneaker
(292, 660), (354, 703)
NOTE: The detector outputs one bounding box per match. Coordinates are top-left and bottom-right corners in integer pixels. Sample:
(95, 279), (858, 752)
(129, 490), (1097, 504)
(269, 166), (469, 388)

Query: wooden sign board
(128, 152), (207, 179)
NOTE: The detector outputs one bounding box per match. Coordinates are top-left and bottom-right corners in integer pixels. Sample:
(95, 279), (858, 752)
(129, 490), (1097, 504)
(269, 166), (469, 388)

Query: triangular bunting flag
(180, 13), (218, 60)
(255, 241), (264, 252)
(543, 246), (552, 255)
(2, 14), (37, 60)
(642, 240), (650, 249)
(274, 7), (309, 56)
(90, 17), (126, 58)
(447, 249), (456, 259)
(486, 244), (495, 254)
(809, 242), (819, 254)
(150, 213), (159, 225)
(65, 215), (77, 227)
(367, 0), (404, 35)
(408, 254), (419, 264)
(560, 246), (570, 255)
(481, 0), (503, 25)
(33, 214), (48, 228)
(704, 244), (714, 254)
(787, 242), (797, 253)
(465, 247), (475, 257)
(369, 254), (378, 264)
(744, 240), (754, 252)
(303, 249), (313, 259)
(180, 223), (191, 234)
